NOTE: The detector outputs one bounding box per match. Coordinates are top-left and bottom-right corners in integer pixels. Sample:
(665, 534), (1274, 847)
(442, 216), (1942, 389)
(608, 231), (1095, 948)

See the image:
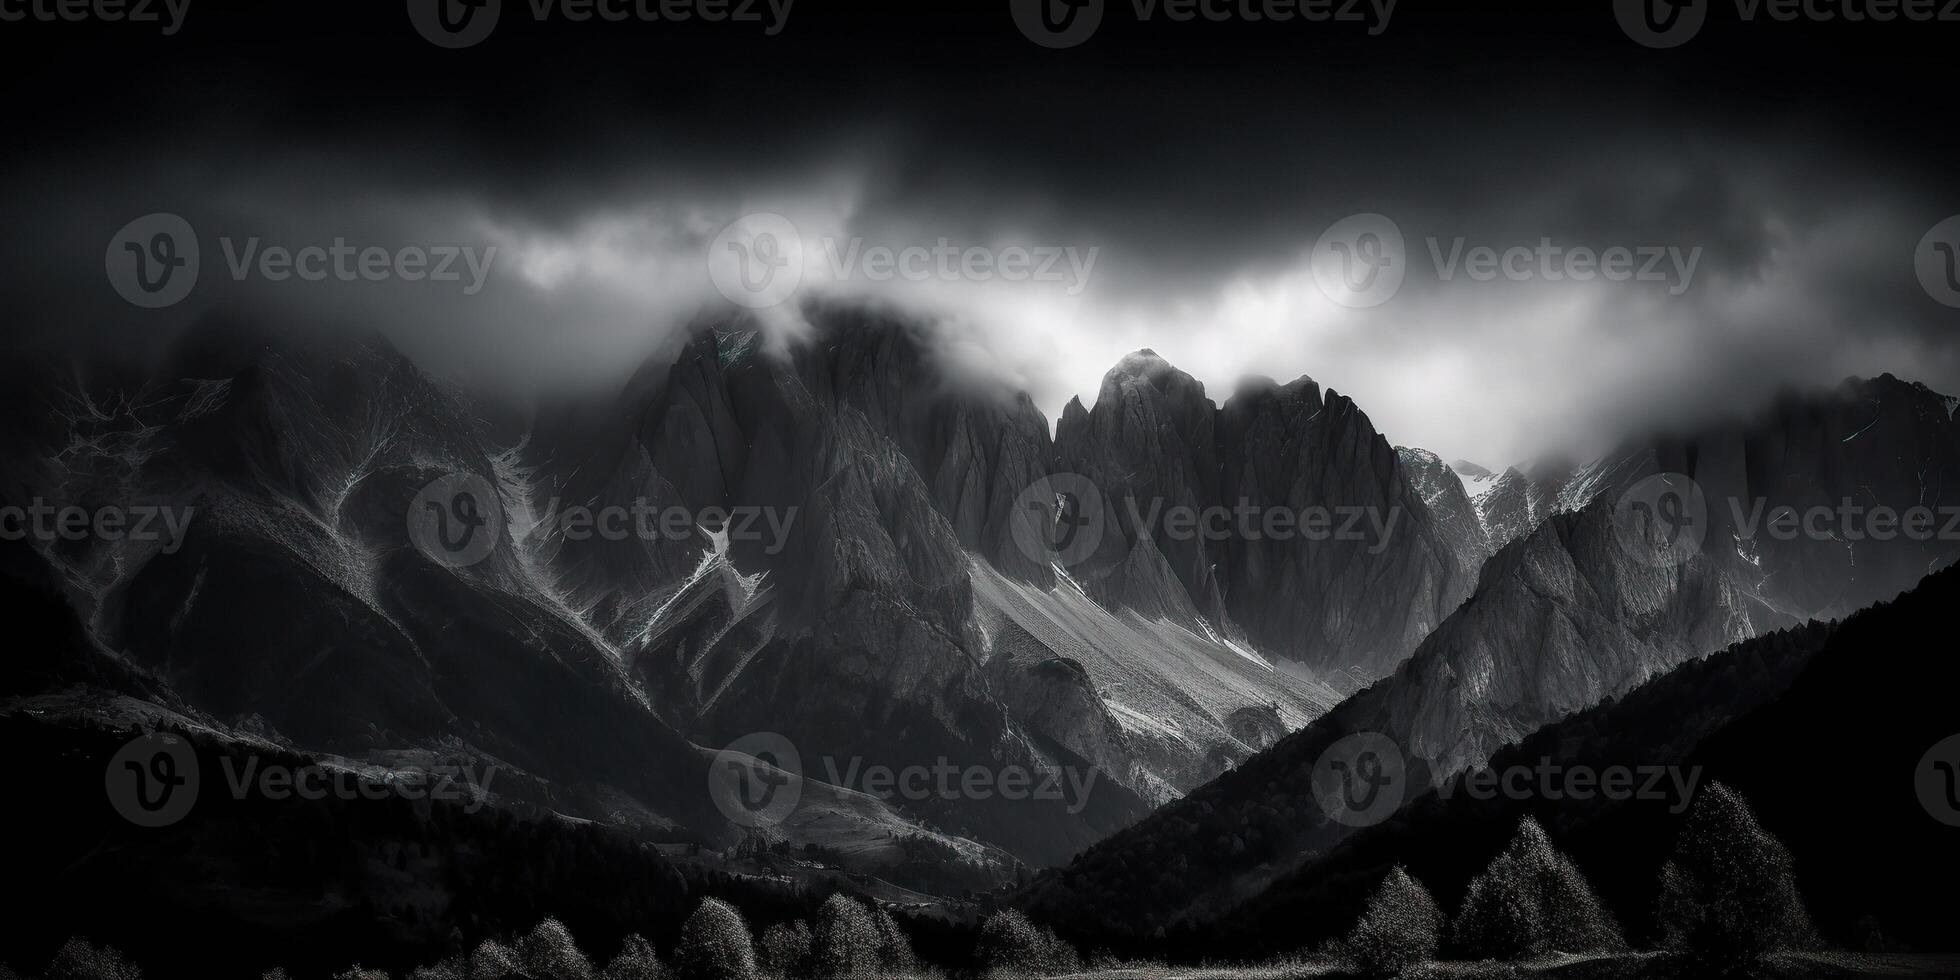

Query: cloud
(6, 119), (1956, 469)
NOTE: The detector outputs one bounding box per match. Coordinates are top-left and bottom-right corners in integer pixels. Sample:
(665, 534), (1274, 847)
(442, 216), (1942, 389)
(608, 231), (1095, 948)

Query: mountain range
(5, 302), (1956, 968)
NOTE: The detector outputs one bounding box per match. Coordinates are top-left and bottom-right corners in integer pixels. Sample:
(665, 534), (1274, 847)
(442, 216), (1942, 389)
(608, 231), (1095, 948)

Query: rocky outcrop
(1398, 447), (1491, 577)
(1024, 373), (1960, 935)
(1054, 356), (1479, 679)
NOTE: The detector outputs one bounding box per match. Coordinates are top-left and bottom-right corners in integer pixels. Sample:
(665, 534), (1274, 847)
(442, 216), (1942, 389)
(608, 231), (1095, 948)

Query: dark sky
(5, 0), (1958, 462)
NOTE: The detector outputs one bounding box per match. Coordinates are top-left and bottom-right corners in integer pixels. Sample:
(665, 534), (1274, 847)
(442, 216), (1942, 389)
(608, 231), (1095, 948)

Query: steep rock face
(1366, 376), (1960, 777)
(1213, 380), (1473, 679)
(1054, 357), (1477, 679)
(629, 325), (1151, 865)
(1359, 498), (1768, 775)
(7, 327), (1067, 878)
(1398, 447), (1491, 578)
(1469, 465), (1567, 549)
(1639, 374), (1960, 622)
(1052, 352), (1229, 629)
(786, 306), (1060, 584)
(1023, 374), (1960, 935)
(1289, 378), (1960, 780)
(520, 399), (700, 644)
(985, 640), (1140, 801)
(53, 338), (742, 840)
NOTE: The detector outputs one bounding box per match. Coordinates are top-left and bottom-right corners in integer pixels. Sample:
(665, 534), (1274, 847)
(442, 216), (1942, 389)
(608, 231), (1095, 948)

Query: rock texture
(1024, 373), (1960, 934)
(1053, 355), (1480, 680)
(1398, 447), (1491, 577)
(7, 306), (1374, 875)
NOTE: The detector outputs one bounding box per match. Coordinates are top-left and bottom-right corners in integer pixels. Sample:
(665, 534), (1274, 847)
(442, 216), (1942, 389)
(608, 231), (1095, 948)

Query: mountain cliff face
(1398, 447), (1491, 576)
(3, 306), (1384, 875)
(1052, 355), (1480, 680)
(1023, 373), (1960, 933)
(1358, 498), (1770, 776)
(1462, 462), (1569, 550)
(1381, 374), (1960, 776)
(21, 297), (1950, 898)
